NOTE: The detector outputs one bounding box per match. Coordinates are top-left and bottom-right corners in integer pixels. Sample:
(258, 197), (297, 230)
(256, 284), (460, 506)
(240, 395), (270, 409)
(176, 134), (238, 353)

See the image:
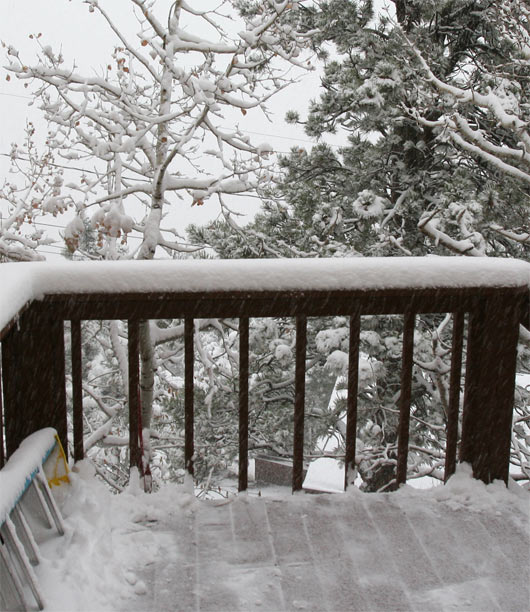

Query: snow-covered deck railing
(0, 257), (529, 489)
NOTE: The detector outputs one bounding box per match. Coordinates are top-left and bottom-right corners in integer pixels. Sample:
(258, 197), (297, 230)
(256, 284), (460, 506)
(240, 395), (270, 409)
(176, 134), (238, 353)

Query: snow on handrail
(1, 257), (529, 335)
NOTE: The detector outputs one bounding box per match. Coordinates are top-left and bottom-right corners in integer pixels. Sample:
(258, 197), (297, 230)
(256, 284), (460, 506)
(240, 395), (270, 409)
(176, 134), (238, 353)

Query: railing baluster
(444, 311), (465, 482)
(293, 315), (307, 492)
(396, 311), (415, 487)
(55, 318), (68, 458)
(1, 330), (16, 458)
(239, 317), (249, 492)
(128, 319), (140, 470)
(0, 356), (4, 468)
(71, 320), (84, 462)
(184, 317), (195, 478)
(345, 310), (361, 490)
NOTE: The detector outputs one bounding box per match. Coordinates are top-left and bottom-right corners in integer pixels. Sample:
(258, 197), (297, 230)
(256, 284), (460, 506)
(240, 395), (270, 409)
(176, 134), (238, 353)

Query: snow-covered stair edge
(1, 257), (529, 334)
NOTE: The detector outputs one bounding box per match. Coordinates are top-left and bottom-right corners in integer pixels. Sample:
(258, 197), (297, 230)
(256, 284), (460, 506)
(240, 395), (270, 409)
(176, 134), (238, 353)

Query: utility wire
(8, 219), (202, 243)
(219, 126), (341, 148)
(0, 145), (326, 181)
(20, 219), (201, 238)
(0, 91), (33, 100)
(37, 244), (64, 250)
(39, 250), (64, 256)
(36, 222), (145, 242)
(0, 153), (152, 181)
(0, 90), (342, 149)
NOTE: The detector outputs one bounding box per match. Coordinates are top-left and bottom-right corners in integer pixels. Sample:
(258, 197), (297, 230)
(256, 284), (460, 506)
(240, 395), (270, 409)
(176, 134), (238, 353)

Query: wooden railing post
(0, 359), (4, 468)
(71, 320), (84, 462)
(128, 320), (140, 470)
(522, 290), (529, 331)
(293, 315), (307, 492)
(396, 311), (415, 487)
(184, 318), (195, 478)
(444, 311), (465, 482)
(1, 304), (67, 458)
(460, 295), (521, 484)
(238, 317), (249, 492)
(345, 311), (360, 490)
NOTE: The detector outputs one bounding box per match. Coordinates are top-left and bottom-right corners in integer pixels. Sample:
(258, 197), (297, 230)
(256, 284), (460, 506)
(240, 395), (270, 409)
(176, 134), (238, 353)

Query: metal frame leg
(0, 532), (29, 612)
(35, 468), (65, 536)
(3, 517), (44, 610)
(12, 505), (40, 566)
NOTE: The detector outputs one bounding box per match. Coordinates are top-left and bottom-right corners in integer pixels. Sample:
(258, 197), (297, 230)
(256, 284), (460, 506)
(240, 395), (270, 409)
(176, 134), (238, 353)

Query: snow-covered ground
(11, 461), (529, 612)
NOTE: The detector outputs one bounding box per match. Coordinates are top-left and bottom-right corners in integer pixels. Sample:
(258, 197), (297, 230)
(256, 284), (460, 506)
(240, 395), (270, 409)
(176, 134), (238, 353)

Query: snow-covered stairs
(124, 482), (529, 612)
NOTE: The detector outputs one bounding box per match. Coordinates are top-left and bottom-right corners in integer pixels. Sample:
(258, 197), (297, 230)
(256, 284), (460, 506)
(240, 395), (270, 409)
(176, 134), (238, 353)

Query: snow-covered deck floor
(28, 464), (529, 612)
(121, 479), (528, 612)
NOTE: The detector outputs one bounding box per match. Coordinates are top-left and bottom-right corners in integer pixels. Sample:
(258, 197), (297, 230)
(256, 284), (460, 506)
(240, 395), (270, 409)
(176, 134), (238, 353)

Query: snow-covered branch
(5, 0), (313, 259)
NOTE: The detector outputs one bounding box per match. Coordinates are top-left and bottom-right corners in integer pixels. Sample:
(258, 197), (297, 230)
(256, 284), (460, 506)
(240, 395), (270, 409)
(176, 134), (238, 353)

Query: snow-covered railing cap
(1, 257), (529, 335)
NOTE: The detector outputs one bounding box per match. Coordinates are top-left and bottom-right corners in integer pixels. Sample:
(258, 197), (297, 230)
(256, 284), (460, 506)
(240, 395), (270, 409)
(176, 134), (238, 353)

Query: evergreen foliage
(189, 0), (530, 489)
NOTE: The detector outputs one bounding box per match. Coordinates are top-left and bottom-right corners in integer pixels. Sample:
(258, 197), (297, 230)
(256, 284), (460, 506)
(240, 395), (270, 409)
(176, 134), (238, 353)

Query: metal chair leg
(3, 518), (44, 610)
(36, 468), (65, 536)
(12, 505), (40, 566)
(29, 478), (54, 530)
(0, 533), (29, 612)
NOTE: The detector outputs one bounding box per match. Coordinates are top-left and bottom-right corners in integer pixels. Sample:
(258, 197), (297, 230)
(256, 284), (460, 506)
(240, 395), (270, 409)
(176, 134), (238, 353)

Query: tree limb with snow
(0, 124), (62, 262)
(4, 0), (313, 260)
(3, 0), (314, 486)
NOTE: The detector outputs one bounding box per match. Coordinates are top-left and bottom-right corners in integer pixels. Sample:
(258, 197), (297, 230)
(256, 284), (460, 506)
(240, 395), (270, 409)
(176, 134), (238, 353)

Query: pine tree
(190, 0), (530, 489)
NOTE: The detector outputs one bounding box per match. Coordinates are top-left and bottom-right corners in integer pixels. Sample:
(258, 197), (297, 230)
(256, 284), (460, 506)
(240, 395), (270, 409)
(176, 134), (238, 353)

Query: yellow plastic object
(43, 434), (70, 488)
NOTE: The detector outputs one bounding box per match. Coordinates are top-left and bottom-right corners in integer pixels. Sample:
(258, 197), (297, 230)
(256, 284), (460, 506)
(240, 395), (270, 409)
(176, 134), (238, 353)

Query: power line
(0, 142), (328, 181)
(23, 220), (69, 230)
(0, 91), (33, 100)
(224, 127), (342, 149)
(0, 92), (342, 149)
(14, 219), (189, 242)
(39, 250), (67, 257)
(0, 153), (152, 181)
(34, 238), (63, 245)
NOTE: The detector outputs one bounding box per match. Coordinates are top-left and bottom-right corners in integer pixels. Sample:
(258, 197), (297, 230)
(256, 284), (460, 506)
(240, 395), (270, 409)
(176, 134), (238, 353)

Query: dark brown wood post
(0, 359), (4, 468)
(396, 311), (415, 487)
(345, 311), (360, 490)
(71, 320), (84, 462)
(184, 317), (195, 478)
(1, 330), (16, 457)
(238, 317), (249, 492)
(521, 290), (529, 330)
(293, 315), (307, 492)
(444, 311), (465, 482)
(460, 293), (522, 484)
(128, 320), (140, 470)
(2, 304), (67, 458)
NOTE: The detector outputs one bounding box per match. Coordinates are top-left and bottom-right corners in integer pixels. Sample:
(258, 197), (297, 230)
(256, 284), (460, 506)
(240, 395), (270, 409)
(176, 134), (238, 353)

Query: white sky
(0, 0), (386, 259)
